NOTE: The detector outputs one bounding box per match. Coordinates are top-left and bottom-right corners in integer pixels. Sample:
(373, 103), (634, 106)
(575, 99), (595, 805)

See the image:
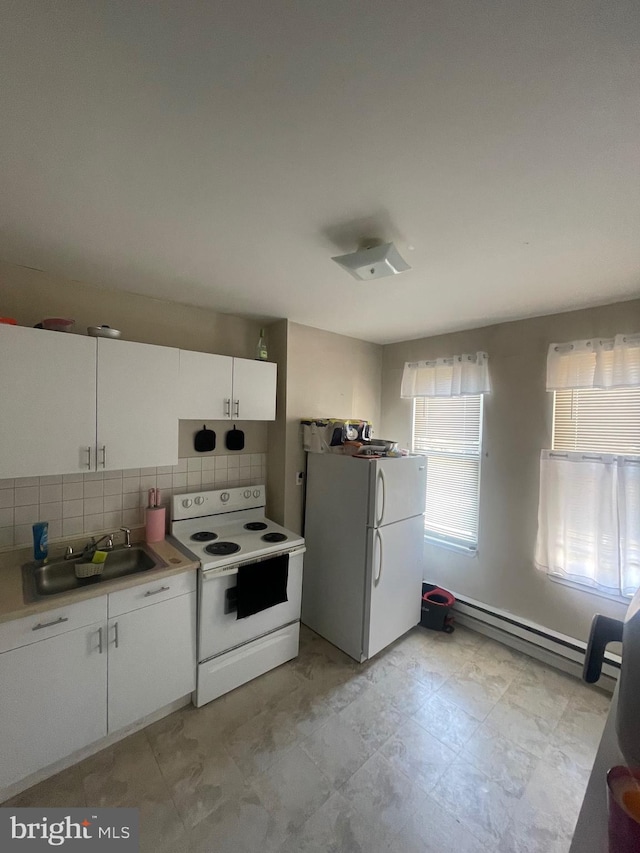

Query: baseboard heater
(450, 593), (620, 693)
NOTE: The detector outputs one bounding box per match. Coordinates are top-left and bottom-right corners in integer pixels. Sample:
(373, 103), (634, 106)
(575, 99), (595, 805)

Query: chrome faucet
(83, 532), (116, 556)
(71, 526), (132, 559)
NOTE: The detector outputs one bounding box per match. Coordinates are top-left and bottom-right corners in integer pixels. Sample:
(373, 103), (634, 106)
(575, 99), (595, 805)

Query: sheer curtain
(536, 332), (640, 598)
(535, 451), (620, 594)
(619, 458), (640, 596)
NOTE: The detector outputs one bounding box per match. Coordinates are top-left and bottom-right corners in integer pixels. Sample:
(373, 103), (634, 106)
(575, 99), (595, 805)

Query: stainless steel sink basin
(23, 546), (165, 599)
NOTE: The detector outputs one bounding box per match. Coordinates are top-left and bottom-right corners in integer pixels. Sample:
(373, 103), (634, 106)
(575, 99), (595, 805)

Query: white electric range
(171, 485), (305, 707)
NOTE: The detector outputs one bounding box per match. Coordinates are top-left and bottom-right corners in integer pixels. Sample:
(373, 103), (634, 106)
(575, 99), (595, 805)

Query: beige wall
(381, 298), (640, 643)
(0, 259), (261, 358)
(178, 421), (267, 457)
(281, 321), (383, 533)
(266, 320), (289, 526)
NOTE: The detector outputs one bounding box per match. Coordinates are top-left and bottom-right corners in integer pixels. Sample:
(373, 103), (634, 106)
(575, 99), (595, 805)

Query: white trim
(450, 592), (619, 692)
(424, 535), (477, 556)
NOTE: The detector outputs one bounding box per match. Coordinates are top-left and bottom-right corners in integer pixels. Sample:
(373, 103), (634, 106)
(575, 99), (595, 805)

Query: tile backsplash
(0, 453), (267, 550)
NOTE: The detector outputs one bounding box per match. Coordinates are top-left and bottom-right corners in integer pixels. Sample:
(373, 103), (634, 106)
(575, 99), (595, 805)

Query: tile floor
(3, 623), (610, 852)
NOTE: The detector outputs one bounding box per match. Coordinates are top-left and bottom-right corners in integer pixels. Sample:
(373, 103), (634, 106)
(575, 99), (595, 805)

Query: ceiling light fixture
(331, 239), (411, 281)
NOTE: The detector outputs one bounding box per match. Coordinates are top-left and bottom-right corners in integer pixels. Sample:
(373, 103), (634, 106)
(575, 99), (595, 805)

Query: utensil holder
(75, 562), (105, 579)
(145, 507), (166, 544)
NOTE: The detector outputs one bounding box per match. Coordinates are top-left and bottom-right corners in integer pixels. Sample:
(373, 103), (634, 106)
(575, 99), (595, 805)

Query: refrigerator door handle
(376, 469), (386, 526)
(374, 529), (383, 587)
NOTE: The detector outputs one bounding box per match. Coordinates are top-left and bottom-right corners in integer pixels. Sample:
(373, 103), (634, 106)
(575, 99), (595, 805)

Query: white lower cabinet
(107, 591), (196, 732)
(0, 574), (197, 793)
(0, 622), (107, 790)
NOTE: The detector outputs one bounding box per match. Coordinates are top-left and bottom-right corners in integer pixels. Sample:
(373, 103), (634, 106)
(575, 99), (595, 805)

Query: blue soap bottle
(32, 521), (48, 562)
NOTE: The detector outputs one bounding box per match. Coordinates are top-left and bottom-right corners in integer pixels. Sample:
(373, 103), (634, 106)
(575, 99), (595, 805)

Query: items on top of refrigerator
(301, 418), (372, 453)
(350, 440), (401, 457)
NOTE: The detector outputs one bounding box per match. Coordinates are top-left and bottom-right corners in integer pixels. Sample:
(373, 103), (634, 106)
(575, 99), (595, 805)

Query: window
(553, 388), (640, 454)
(412, 395), (483, 551)
(536, 387), (640, 599)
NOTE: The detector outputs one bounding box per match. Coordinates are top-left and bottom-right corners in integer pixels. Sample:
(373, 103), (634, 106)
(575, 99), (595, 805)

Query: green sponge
(91, 550), (109, 565)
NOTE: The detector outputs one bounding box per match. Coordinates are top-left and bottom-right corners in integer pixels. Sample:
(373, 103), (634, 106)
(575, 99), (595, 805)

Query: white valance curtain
(546, 333), (640, 391)
(401, 352), (490, 398)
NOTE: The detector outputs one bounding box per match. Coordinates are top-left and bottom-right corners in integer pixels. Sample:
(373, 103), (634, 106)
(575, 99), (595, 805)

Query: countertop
(570, 683), (622, 853)
(0, 534), (199, 624)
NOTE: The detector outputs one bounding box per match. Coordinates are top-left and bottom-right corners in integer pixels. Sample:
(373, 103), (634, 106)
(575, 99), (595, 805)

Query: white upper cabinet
(232, 358), (277, 421)
(178, 350), (233, 420)
(0, 327), (273, 480)
(177, 351), (276, 421)
(0, 326), (97, 477)
(96, 339), (180, 471)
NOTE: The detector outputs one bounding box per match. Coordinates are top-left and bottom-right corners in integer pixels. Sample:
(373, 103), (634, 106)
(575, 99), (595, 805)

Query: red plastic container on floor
(420, 583), (455, 633)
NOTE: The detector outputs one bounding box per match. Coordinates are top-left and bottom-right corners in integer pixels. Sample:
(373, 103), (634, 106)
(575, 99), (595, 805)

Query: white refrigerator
(302, 453), (427, 662)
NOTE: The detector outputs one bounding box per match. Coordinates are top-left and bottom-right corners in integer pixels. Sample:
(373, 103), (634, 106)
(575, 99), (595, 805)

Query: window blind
(412, 395), (483, 549)
(553, 388), (640, 454)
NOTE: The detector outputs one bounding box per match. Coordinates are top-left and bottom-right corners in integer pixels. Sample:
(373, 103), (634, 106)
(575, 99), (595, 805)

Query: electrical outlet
(296, 472), (304, 486)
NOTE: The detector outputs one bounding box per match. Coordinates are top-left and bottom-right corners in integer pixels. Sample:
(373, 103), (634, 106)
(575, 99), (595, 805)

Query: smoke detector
(331, 240), (411, 281)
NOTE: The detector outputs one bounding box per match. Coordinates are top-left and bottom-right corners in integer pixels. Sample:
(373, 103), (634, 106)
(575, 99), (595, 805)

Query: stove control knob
(182, 499), (193, 508)
(253, 489), (260, 498)
(220, 492), (230, 503)
(194, 496), (205, 506)
(243, 489), (251, 498)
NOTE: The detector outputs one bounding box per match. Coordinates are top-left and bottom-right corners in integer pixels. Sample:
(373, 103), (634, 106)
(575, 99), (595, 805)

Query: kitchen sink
(23, 545), (165, 599)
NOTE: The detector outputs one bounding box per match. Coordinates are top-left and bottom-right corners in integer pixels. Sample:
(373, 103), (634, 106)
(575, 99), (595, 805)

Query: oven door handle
(199, 545), (306, 579)
(202, 569), (237, 581)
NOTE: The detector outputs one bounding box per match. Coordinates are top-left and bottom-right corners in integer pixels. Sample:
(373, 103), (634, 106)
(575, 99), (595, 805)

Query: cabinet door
(232, 358), (277, 420)
(0, 622), (107, 790)
(178, 350), (233, 420)
(107, 592), (196, 732)
(96, 338), (179, 470)
(0, 326), (97, 477)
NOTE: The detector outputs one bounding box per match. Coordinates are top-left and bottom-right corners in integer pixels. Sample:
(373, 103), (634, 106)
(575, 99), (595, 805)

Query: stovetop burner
(191, 531), (218, 542)
(261, 532), (288, 543)
(204, 541), (241, 556)
(244, 522), (268, 531)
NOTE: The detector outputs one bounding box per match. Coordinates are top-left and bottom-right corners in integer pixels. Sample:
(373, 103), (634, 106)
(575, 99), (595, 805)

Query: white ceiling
(1, 1), (639, 344)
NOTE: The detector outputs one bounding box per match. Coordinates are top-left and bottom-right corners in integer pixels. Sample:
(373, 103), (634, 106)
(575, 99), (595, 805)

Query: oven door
(198, 548), (304, 662)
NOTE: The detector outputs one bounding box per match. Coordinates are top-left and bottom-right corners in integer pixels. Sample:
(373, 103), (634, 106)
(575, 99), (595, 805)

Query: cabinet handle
(112, 621), (119, 648)
(224, 398), (231, 417)
(144, 585), (170, 597)
(98, 626), (104, 654)
(100, 445), (106, 468)
(234, 399), (240, 418)
(85, 446), (92, 469)
(32, 616), (69, 631)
